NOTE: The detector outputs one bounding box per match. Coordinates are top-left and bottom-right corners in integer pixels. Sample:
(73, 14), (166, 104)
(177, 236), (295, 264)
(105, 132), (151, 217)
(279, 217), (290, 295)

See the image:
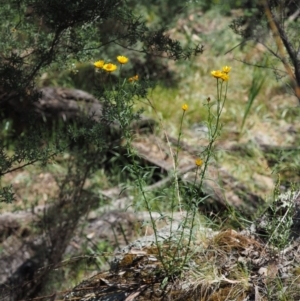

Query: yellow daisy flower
(117, 56), (129, 64)
(195, 158), (203, 167)
(220, 73), (229, 81)
(103, 63), (117, 72)
(222, 66), (231, 74)
(128, 75), (139, 82)
(182, 104), (188, 111)
(211, 70), (229, 81)
(94, 60), (105, 69)
(211, 70), (223, 79)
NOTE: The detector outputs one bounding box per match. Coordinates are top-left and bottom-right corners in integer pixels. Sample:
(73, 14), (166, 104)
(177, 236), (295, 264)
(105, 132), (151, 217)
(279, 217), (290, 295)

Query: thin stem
(177, 166), (200, 268)
(173, 111), (185, 213)
(199, 80), (226, 190)
(132, 161), (168, 271)
(167, 110), (186, 265)
(145, 96), (184, 270)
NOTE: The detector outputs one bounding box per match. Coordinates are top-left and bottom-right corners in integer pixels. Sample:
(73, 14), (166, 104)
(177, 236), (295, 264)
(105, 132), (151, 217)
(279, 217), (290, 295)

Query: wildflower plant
(91, 57), (233, 278)
(93, 56), (145, 130)
(171, 66), (230, 273)
(166, 66), (230, 273)
(204, 66), (230, 180)
(102, 63), (118, 73)
(94, 60), (105, 69)
(103, 63), (232, 277)
(117, 56), (129, 65)
(128, 75), (139, 82)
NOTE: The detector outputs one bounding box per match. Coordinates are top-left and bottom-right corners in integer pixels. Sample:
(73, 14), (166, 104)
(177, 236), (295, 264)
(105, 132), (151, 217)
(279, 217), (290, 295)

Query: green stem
(177, 166), (199, 268)
(132, 160), (168, 271)
(170, 110), (185, 235)
(198, 80), (227, 191)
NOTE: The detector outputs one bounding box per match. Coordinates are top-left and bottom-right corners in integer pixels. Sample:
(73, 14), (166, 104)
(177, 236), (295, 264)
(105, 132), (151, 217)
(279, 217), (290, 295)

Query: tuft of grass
(240, 64), (266, 135)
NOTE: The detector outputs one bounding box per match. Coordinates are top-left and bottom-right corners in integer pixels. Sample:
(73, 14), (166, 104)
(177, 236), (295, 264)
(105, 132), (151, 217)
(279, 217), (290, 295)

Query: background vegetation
(0, 0), (300, 300)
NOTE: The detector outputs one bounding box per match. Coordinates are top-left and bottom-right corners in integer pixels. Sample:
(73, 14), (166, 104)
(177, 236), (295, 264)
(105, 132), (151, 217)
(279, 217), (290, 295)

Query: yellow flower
(211, 70), (229, 81)
(182, 104), (188, 111)
(195, 158), (203, 167)
(211, 70), (223, 79)
(222, 66), (231, 74)
(128, 74), (139, 82)
(94, 60), (105, 69)
(117, 56), (129, 64)
(220, 73), (229, 81)
(103, 63), (117, 72)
